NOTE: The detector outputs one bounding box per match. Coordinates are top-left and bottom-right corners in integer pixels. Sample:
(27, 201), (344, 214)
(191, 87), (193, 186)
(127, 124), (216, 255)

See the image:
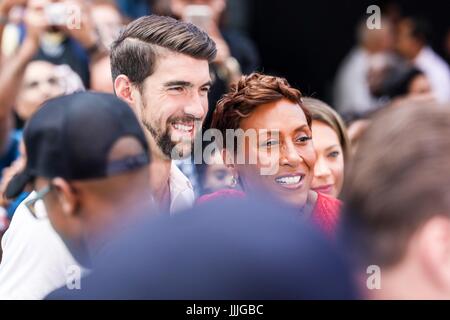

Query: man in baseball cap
(4, 91), (153, 267)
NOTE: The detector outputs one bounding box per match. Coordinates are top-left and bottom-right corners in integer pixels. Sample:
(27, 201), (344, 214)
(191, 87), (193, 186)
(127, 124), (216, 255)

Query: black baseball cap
(5, 92), (150, 199)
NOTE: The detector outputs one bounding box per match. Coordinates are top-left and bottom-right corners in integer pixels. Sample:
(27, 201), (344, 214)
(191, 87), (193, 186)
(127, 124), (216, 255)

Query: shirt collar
(169, 162), (194, 213)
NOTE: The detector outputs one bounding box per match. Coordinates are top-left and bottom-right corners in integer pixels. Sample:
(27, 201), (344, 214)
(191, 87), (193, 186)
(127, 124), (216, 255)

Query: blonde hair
(302, 97), (350, 161)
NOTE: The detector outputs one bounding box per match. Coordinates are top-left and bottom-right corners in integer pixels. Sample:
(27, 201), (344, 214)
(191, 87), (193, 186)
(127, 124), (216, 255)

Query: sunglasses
(25, 184), (52, 219)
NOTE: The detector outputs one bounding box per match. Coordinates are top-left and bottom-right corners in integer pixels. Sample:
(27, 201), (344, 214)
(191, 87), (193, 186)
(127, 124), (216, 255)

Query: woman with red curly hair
(198, 73), (340, 234)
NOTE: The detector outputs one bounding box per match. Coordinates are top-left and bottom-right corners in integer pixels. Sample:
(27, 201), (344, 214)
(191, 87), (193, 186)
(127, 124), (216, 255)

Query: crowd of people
(0, 0), (449, 300)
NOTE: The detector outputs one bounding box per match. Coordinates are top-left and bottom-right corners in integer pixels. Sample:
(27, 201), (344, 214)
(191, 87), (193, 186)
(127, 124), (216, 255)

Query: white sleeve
(0, 193), (81, 299)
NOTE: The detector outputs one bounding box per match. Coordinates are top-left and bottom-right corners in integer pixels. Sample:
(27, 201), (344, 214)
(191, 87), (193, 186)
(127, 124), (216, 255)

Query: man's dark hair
(110, 15), (217, 90)
(408, 16), (432, 44)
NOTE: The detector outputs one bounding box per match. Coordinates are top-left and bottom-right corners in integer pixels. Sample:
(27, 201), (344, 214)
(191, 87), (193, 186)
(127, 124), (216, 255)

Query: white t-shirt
(0, 192), (80, 300)
(334, 48), (377, 115)
(414, 46), (450, 103)
(0, 163), (195, 299)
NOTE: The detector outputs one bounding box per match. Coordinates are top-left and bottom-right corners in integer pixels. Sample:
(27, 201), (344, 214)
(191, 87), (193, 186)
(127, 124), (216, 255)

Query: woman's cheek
(295, 144), (317, 169)
(257, 149), (280, 176)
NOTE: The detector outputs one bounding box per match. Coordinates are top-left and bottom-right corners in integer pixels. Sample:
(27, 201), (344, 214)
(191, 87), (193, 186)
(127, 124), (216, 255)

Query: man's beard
(143, 119), (198, 160)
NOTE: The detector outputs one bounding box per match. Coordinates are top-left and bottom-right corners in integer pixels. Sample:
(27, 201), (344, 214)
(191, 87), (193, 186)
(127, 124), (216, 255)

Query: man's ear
(114, 75), (137, 107)
(51, 177), (78, 217)
(417, 216), (450, 293)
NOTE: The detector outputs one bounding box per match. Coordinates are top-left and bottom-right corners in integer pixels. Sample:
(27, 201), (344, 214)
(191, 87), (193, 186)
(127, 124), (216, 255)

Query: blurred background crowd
(0, 0), (449, 300)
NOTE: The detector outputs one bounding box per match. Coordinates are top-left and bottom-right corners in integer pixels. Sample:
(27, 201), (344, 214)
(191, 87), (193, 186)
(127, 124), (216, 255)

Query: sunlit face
(15, 61), (64, 121)
(134, 51), (211, 160)
(311, 121), (344, 198)
(235, 99), (316, 209)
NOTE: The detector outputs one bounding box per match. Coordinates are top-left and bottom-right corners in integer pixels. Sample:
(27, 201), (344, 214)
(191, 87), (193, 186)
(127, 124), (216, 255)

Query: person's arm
(0, 37), (39, 120)
(0, 2), (41, 154)
(0, 0), (27, 66)
(62, 0), (108, 70)
(0, 0), (43, 122)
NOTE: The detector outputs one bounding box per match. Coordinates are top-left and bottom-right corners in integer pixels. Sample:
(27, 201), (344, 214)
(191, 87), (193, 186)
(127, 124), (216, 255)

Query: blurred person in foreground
(0, 92), (153, 299)
(198, 73), (341, 235)
(341, 101), (450, 299)
(47, 195), (357, 299)
(111, 15), (216, 213)
(303, 98), (350, 199)
(395, 16), (450, 103)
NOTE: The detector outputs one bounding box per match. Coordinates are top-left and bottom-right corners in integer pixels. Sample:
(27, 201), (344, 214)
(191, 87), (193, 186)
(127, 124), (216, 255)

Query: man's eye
(169, 87), (184, 93)
(200, 87), (211, 95)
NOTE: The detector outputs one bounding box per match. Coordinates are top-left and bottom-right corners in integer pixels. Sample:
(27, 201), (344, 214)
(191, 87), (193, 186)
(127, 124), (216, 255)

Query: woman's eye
(200, 87), (210, 94)
(328, 151), (340, 158)
(262, 140), (279, 147)
(26, 82), (39, 89)
(296, 136), (312, 143)
(48, 77), (59, 85)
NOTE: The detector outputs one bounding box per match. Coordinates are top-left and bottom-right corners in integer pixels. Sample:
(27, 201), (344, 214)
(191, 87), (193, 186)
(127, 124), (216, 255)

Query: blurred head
(15, 60), (65, 121)
(343, 102), (450, 299)
(201, 149), (234, 194)
(303, 98), (349, 198)
(7, 93), (152, 264)
(111, 15), (216, 160)
(380, 66), (433, 102)
(357, 17), (394, 53)
(91, 1), (124, 48)
(395, 17), (431, 60)
(346, 118), (371, 156)
(34, 137), (151, 261)
(212, 73), (315, 209)
(168, 0), (226, 23)
(407, 72), (431, 96)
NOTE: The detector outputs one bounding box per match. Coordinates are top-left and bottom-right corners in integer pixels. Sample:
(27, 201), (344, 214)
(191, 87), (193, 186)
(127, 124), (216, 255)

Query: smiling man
(111, 15), (216, 212)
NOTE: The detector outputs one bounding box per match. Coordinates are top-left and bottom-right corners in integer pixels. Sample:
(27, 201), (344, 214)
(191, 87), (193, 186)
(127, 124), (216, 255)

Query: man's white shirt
(414, 46), (450, 103)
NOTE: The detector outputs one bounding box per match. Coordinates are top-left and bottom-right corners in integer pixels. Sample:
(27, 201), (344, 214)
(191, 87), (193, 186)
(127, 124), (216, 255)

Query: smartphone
(183, 5), (212, 31)
(45, 3), (68, 27)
